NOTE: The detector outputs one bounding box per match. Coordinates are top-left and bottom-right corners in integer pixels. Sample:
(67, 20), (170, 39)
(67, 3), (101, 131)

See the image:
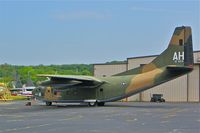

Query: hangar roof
(127, 50), (200, 60)
(93, 50), (200, 65)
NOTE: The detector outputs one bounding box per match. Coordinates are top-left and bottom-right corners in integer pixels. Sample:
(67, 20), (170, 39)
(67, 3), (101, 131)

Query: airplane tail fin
(115, 26), (193, 76)
(152, 26), (193, 69)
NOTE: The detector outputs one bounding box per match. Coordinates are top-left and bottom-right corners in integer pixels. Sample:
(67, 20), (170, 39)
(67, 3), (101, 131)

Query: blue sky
(0, 0), (199, 65)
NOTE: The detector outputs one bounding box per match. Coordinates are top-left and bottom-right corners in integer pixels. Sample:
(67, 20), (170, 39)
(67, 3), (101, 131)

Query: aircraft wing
(37, 74), (103, 86)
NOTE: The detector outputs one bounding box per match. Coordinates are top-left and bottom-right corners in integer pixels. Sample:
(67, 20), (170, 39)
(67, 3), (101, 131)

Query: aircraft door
(97, 88), (104, 100)
(44, 87), (53, 100)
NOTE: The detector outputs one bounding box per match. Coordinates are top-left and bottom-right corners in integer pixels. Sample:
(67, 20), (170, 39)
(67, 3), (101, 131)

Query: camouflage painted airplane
(33, 26), (193, 106)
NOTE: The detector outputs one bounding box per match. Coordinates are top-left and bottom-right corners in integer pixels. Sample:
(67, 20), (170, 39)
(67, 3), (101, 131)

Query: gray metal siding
(141, 75), (188, 102)
(94, 64), (127, 77)
(188, 65), (200, 102)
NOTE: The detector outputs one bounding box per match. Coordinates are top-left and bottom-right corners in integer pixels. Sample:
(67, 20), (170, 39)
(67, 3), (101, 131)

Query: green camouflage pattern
(33, 26), (193, 106)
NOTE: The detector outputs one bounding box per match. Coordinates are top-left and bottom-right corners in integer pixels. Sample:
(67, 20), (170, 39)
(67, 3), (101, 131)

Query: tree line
(0, 63), (93, 87)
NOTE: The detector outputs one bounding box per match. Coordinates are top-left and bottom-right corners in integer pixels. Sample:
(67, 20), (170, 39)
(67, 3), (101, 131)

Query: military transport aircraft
(33, 26), (194, 106)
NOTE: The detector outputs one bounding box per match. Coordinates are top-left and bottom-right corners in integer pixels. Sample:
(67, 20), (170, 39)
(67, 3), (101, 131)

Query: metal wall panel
(141, 75), (188, 102)
(128, 57), (155, 69)
(94, 64), (127, 77)
(188, 65), (200, 102)
(127, 94), (140, 101)
(194, 52), (200, 64)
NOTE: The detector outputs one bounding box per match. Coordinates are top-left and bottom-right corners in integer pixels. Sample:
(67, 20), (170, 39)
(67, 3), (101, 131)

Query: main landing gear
(88, 102), (105, 107)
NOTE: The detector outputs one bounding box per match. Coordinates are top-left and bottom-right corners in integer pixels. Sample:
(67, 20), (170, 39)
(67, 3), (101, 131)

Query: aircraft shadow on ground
(36, 102), (174, 110)
(0, 103), (174, 114)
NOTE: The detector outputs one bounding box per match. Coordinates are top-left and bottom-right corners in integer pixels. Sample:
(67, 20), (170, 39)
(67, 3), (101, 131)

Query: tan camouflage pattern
(126, 68), (163, 94)
(169, 26), (191, 46)
(141, 63), (157, 73)
(169, 28), (184, 45)
(44, 87), (59, 101)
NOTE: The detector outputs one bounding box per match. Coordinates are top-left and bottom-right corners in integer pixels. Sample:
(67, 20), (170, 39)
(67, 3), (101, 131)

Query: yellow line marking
(7, 119), (24, 122)
(161, 108), (186, 119)
(160, 121), (169, 123)
(57, 115), (83, 121)
(0, 102), (13, 105)
(4, 107), (18, 110)
(126, 118), (138, 122)
(3, 124), (51, 132)
(0, 114), (23, 118)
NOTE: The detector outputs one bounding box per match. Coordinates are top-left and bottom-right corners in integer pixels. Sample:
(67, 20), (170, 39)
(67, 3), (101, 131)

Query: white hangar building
(93, 51), (200, 102)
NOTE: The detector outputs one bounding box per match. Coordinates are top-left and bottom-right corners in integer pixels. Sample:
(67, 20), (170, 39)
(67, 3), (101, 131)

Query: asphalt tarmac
(0, 101), (199, 133)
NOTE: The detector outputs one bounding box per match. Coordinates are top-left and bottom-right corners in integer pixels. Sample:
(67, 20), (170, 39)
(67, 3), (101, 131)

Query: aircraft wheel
(97, 102), (105, 106)
(46, 101), (52, 106)
(88, 102), (96, 107)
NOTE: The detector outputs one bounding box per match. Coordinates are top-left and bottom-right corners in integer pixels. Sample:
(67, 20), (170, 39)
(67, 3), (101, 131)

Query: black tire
(161, 99), (165, 102)
(151, 98), (155, 102)
(88, 102), (97, 107)
(97, 102), (105, 106)
(46, 101), (52, 106)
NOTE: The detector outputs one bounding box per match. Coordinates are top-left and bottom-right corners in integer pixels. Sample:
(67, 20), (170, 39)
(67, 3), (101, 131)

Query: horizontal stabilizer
(166, 65), (193, 71)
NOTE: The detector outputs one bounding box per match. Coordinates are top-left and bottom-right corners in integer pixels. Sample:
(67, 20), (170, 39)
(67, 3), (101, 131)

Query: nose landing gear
(46, 101), (52, 106)
(88, 102), (105, 107)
